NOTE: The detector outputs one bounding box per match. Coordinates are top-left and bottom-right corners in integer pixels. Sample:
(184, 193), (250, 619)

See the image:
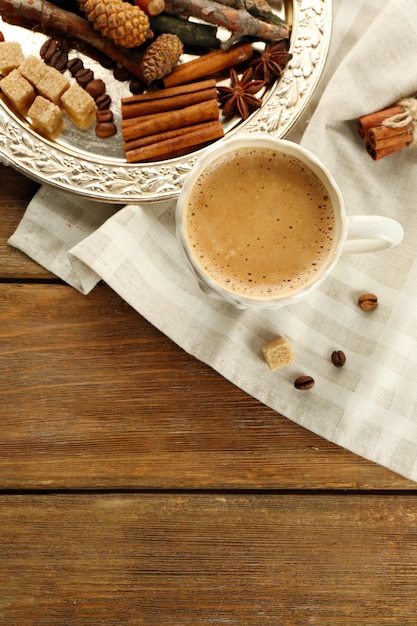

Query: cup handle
(343, 215), (404, 254)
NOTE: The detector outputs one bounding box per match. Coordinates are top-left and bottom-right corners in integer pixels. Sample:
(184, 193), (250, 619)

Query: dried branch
(164, 0), (289, 44)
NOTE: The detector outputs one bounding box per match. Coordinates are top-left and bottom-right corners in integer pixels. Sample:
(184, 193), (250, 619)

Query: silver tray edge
(0, 0), (332, 204)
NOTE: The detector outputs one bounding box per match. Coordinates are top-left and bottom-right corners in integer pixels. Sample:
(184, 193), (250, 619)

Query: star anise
(249, 41), (293, 83)
(217, 68), (265, 120)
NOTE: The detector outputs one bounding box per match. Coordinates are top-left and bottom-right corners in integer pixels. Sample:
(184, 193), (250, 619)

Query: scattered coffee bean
(0, 31), (4, 43)
(294, 375), (315, 391)
(86, 78), (106, 100)
(358, 293), (378, 311)
(40, 37), (58, 63)
(95, 122), (117, 138)
(129, 78), (145, 95)
(50, 49), (68, 72)
(54, 36), (71, 51)
(331, 350), (346, 368)
(96, 109), (114, 123)
(96, 53), (116, 70)
(95, 93), (112, 110)
(75, 67), (94, 87)
(67, 57), (84, 76)
(113, 66), (132, 82)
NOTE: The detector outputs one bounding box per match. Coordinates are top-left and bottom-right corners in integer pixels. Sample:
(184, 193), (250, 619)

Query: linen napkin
(8, 0), (417, 481)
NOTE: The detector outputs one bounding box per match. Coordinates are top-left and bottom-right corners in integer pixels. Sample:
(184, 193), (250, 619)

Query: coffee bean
(75, 68), (94, 87)
(331, 350), (346, 368)
(57, 37), (72, 51)
(95, 93), (112, 110)
(95, 122), (117, 138)
(358, 293), (378, 311)
(86, 79), (106, 100)
(40, 38), (58, 63)
(96, 109), (114, 123)
(67, 57), (84, 76)
(113, 66), (132, 82)
(129, 78), (145, 95)
(96, 53), (116, 70)
(294, 375), (315, 391)
(0, 31), (4, 43)
(50, 49), (68, 72)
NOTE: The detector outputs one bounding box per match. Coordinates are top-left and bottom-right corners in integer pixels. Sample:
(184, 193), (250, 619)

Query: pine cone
(140, 33), (183, 84)
(79, 0), (151, 48)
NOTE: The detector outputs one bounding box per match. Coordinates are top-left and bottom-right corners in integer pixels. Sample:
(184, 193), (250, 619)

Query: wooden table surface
(1, 164), (417, 625)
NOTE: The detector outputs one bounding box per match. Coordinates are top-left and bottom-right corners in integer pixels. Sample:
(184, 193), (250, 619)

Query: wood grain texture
(1, 48), (417, 626)
(0, 282), (413, 490)
(2, 493), (417, 625)
(0, 165), (53, 278)
(0, 167), (413, 489)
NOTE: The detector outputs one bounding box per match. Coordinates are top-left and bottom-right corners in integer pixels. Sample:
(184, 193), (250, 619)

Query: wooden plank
(0, 165), (53, 279)
(0, 282), (413, 490)
(1, 493), (417, 624)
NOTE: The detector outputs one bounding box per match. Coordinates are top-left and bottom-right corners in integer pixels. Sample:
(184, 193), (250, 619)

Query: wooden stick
(125, 120), (224, 161)
(163, 0), (289, 42)
(48, 0), (83, 15)
(215, 0), (286, 25)
(0, 0), (150, 79)
(121, 99), (220, 141)
(150, 14), (221, 49)
(163, 42), (253, 87)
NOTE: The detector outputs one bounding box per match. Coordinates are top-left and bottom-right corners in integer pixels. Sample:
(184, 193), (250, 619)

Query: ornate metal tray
(0, 0), (332, 204)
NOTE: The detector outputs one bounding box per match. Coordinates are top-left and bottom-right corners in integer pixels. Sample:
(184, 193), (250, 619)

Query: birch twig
(164, 0), (289, 44)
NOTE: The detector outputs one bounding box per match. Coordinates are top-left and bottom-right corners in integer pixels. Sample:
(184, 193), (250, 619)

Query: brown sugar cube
(0, 69), (35, 112)
(262, 337), (295, 371)
(37, 65), (69, 104)
(19, 55), (48, 87)
(0, 41), (24, 75)
(28, 95), (63, 136)
(60, 81), (96, 129)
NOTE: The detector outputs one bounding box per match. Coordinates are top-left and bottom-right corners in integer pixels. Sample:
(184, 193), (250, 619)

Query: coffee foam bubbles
(185, 146), (335, 299)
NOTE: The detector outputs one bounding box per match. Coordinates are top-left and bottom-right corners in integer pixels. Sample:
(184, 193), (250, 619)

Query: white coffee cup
(176, 135), (404, 309)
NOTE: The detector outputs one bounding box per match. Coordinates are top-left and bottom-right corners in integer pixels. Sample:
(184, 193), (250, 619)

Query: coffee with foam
(184, 146), (335, 300)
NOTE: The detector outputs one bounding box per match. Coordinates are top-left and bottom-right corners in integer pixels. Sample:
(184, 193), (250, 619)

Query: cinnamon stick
(125, 120), (224, 162)
(163, 42), (253, 87)
(366, 137), (412, 161)
(367, 123), (413, 149)
(0, 0), (149, 79)
(122, 79), (217, 105)
(122, 116), (155, 128)
(135, 0), (165, 16)
(121, 99), (220, 142)
(122, 84), (218, 118)
(123, 120), (219, 151)
(358, 105), (404, 138)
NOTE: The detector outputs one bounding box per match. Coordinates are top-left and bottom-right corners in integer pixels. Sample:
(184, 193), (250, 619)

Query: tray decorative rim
(0, 0), (332, 204)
